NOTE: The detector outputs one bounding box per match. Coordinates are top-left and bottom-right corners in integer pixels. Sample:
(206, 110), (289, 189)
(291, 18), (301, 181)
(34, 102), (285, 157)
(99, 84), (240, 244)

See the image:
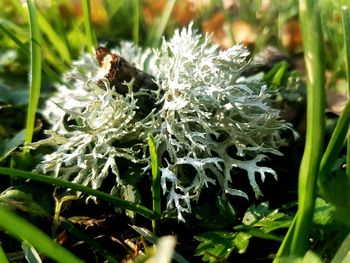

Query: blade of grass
(274, 213), (297, 261)
(0, 245), (9, 263)
(318, 101), (350, 180)
(342, 6), (350, 177)
(82, 0), (96, 52)
(45, 2), (71, 53)
(133, 0), (140, 45)
(59, 219), (118, 263)
(148, 134), (161, 233)
(0, 18), (27, 37)
(331, 232), (350, 263)
(0, 206), (83, 263)
(317, 5), (350, 183)
(24, 0), (42, 152)
(0, 167), (156, 220)
(104, 0), (124, 18)
(22, 241), (43, 263)
(0, 22), (63, 83)
(290, 0), (326, 257)
(146, 0), (176, 47)
(37, 10), (71, 64)
(0, 22), (29, 55)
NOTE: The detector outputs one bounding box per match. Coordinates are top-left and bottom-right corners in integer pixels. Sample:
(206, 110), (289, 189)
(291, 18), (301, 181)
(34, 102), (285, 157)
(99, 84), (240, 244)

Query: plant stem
(0, 206), (83, 263)
(0, 167), (157, 220)
(318, 99), (350, 181)
(82, 0), (96, 52)
(133, 0), (140, 45)
(274, 213), (297, 260)
(342, 6), (350, 177)
(290, 0), (325, 256)
(148, 135), (161, 234)
(24, 0), (42, 152)
(147, 0), (176, 47)
(0, 245), (9, 263)
(0, 23), (63, 83)
(37, 10), (71, 64)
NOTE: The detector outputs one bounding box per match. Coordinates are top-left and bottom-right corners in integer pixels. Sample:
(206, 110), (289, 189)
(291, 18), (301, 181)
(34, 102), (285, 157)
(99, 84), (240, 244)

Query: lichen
(35, 24), (291, 221)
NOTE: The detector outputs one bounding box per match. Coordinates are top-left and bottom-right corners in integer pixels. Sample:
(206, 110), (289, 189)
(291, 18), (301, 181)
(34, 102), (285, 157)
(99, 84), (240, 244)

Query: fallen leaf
(281, 19), (302, 53)
(143, 0), (199, 26)
(232, 20), (257, 46)
(71, 0), (108, 26)
(143, 0), (166, 26)
(203, 14), (256, 48)
(202, 12), (231, 48)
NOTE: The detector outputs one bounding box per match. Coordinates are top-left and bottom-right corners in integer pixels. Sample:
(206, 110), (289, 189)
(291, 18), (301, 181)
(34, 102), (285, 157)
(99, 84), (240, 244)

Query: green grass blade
(274, 213), (297, 261)
(347, 130), (350, 176)
(37, 10), (71, 64)
(147, 0), (176, 47)
(342, 6), (350, 177)
(82, 0), (96, 52)
(290, 0), (326, 257)
(59, 219), (118, 263)
(331, 232), (350, 263)
(0, 206), (83, 263)
(133, 0), (140, 45)
(0, 22), (63, 83)
(0, 22), (29, 55)
(148, 134), (161, 233)
(319, 101), (350, 179)
(0, 167), (156, 220)
(0, 244), (9, 263)
(24, 0), (42, 151)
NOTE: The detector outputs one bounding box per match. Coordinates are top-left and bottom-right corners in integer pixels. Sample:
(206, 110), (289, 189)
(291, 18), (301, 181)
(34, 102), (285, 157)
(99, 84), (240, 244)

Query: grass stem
(0, 167), (157, 220)
(290, 0), (326, 256)
(133, 0), (140, 45)
(147, 0), (176, 47)
(0, 206), (83, 263)
(24, 0), (42, 152)
(148, 135), (161, 234)
(342, 6), (350, 177)
(82, 0), (96, 52)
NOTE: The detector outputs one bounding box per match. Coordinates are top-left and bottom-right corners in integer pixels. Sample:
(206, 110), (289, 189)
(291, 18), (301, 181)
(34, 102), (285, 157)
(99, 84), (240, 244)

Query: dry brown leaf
(71, 0), (108, 26)
(68, 216), (106, 229)
(202, 12), (232, 48)
(143, 0), (199, 26)
(203, 13), (256, 48)
(282, 19), (302, 53)
(143, 0), (166, 25)
(232, 20), (257, 46)
(172, 1), (197, 26)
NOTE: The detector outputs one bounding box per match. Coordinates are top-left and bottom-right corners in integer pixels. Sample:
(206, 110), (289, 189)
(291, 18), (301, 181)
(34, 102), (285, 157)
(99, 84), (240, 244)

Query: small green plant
(195, 202), (293, 262)
(275, 0), (350, 261)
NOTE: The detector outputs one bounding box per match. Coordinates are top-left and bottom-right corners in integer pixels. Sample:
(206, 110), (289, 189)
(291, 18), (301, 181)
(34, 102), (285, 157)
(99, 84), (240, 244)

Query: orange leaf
(282, 19), (302, 53)
(232, 20), (257, 46)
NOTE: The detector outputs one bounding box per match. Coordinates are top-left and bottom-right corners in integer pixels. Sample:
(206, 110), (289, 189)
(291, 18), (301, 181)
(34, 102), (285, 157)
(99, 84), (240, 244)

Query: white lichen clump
(35, 25), (291, 221)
